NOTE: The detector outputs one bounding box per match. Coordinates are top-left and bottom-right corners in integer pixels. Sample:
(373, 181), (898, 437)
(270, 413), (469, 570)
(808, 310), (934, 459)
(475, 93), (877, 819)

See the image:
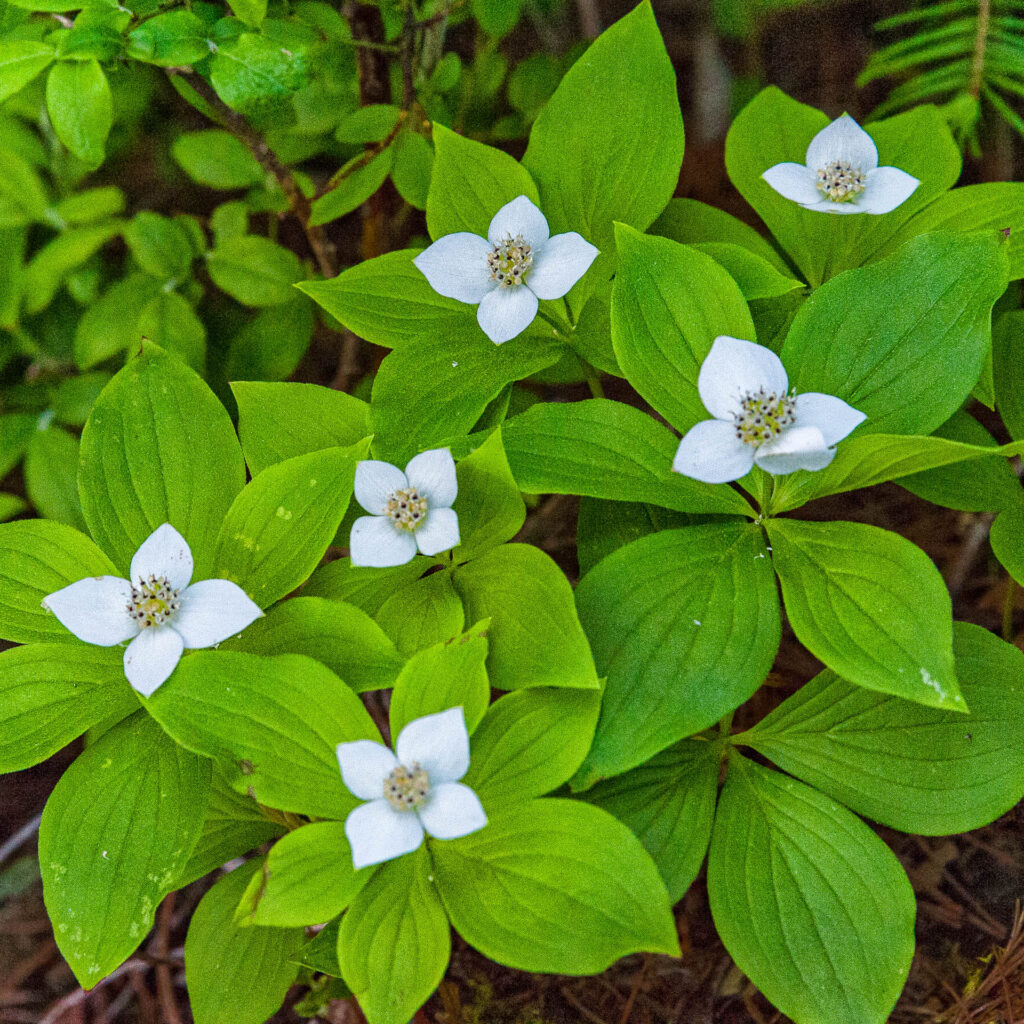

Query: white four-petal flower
(41, 523), (263, 697)
(413, 195), (599, 344)
(762, 114), (920, 215)
(350, 448), (460, 568)
(672, 336), (866, 484)
(337, 707), (487, 870)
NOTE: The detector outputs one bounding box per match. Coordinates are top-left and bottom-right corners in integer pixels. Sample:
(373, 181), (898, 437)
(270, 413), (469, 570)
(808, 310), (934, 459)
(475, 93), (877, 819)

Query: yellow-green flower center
(816, 161), (866, 203)
(487, 233), (532, 288)
(384, 762), (430, 811)
(385, 487), (428, 532)
(126, 574), (181, 628)
(734, 388), (797, 446)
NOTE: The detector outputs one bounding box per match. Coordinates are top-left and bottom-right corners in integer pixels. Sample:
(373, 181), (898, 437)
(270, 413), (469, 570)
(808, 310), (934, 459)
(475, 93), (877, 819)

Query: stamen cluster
(815, 160), (866, 202)
(734, 388), (798, 446)
(126, 574), (181, 629)
(384, 762), (430, 811)
(487, 233), (533, 287)
(384, 487), (428, 532)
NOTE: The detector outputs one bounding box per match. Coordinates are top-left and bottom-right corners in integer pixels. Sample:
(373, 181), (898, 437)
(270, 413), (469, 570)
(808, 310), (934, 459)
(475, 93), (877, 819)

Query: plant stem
(969, 0), (991, 99)
(582, 359), (604, 399)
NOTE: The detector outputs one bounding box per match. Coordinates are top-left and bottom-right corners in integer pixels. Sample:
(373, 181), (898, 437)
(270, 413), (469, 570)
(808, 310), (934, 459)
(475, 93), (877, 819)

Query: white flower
(41, 523), (262, 697)
(762, 114), (920, 215)
(350, 448), (460, 568)
(413, 195), (599, 344)
(337, 707), (487, 870)
(672, 336), (866, 484)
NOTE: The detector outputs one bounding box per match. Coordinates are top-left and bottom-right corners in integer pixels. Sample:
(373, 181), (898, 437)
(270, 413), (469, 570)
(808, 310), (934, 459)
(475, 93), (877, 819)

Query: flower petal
(858, 166), (921, 215)
(672, 419), (756, 484)
(755, 425), (834, 476)
(799, 199), (865, 215)
(805, 114), (878, 173)
(526, 232), (599, 300)
(761, 162), (821, 206)
(415, 507), (460, 557)
(396, 707), (470, 785)
(130, 523), (193, 590)
(794, 392), (866, 446)
(42, 576), (138, 646)
(349, 516), (418, 568)
(418, 782), (487, 840)
(354, 460), (408, 515)
(487, 195), (549, 248)
(337, 739), (398, 801)
(698, 336), (789, 420)
(476, 284), (538, 345)
(412, 233), (494, 303)
(345, 798), (424, 870)
(171, 579), (263, 649)
(404, 448), (457, 507)
(123, 626), (184, 697)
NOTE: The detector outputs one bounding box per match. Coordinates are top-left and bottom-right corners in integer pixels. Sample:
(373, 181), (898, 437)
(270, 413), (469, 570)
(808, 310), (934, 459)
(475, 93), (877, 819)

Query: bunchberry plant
(2, 3), (1024, 1024)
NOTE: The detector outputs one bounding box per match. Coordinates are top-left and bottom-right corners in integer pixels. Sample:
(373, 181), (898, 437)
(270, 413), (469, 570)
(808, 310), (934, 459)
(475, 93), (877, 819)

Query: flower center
(816, 161), (866, 203)
(126, 574), (181, 629)
(384, 762), (430, 811)
(384, 487), (428, 532)
(487, 233), (532, 288)
(734, 388), (797, 446)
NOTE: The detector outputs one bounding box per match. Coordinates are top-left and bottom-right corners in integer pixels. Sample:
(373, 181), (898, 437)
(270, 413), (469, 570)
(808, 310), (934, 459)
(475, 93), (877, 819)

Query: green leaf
(185, 860), (303, 1024)
(0, 40), (54, 102)
(303, 556), (424, 616)
(127, 11), (211, 66)
(453, 543), (599, 690)
(339, 847), (450, 1024)
(0, 519), (117, 643)
(209, 32), (309, 118)
(433, 798), (680, 973)
(878, 182), (1024, 280)
(40, 710), (210, 988)
(576, 497), (667, 576)
(297, 249), (474, 350)
(231, 380), (369, 476)
(45, 59), (112, 168)
(224, 295), (313, 381)
(522, 1), (684, 293)
(501, 398), (753, 516)
(708, 754), (915, 1024)
(611, 226), (754, 434)
(770, 430), (1024, 513)
(375, 571), (465, 658)
(0, 147), (48, 226)
(309, 146), (395, 227)
(781, 231), (1008, 437)
(741, 622), (1024, 835)
(207, 235), (303, 306)
(52, 187), (124, 226)
(336, 104), (402, 145)
(369, 331), (562, 464)
(74, 274), (158, 369)
(223, 596), (404, 693)
(0, 644), (136, 773)
(692, 241), (803, 300)
(123, 212), (193, 280)
(172, 130), (265, 189)
(995, 310), (1024, 440)
(148, 651), (378, 820)
(50, 372), (110, 427)
(239, 822), (371, 927)
(575, 522), (779, 784)
(24, 427), (85, 529)
(137, 290), (207, 372)
(425, 123), (538, 239)
(463, 687), (600, 809)
(725, 88), (961, 286)
(212, 443), (365, 608)
(583, 739), (720, 902)
(229, 0), (267, 28)
(391, 130), (433, 210)
(292, 918), (342, 976)
(0, 412), (37, 478)
(389, 626), (490, 737)
(79, 343), (246, 578)
(472, 0), (524, 38)
(766, 518), (962, 710)
(24, 222), (121, 315)
(453, 427), (525, 560)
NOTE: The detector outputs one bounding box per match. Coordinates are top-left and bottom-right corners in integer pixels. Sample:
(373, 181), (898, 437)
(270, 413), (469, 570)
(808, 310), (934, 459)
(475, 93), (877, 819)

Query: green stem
(582, 360), (604, 400)
(535, 307), (569, 338)
(718, 709), (735, 738)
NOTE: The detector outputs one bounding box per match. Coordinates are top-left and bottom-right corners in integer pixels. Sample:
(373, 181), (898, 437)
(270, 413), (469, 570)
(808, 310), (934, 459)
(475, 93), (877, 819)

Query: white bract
(41, 523), (262, 697)
(762, 114), (920, 215)
(350, 448), (459, 568)
(337, 707), (487, 869)
(672, 336), (866, 484)
(413, 195), (599, 344)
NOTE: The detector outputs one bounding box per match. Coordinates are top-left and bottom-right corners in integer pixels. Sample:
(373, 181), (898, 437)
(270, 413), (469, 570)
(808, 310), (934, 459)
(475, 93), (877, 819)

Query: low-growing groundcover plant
(2, 2), (1024, 1023)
